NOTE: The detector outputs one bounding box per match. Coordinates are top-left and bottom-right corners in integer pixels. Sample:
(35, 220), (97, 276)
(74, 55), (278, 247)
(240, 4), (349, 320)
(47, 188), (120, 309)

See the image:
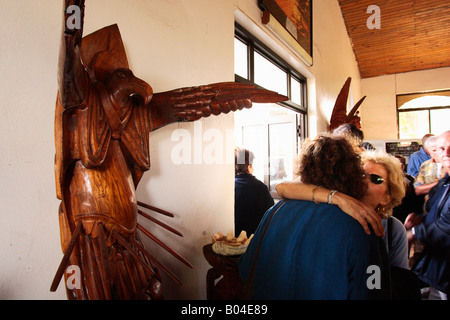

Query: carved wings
(149, 82), (288, 131)
(329, 77), (366, 131)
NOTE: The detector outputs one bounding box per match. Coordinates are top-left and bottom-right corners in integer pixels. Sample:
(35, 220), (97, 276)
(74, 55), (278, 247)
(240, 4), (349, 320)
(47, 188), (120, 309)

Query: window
(397, 91), (450, 139)
(234, 24), (307, 198)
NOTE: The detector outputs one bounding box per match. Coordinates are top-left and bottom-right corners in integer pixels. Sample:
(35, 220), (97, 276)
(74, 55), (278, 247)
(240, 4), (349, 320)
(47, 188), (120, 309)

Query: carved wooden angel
(51, 0), (287, 299)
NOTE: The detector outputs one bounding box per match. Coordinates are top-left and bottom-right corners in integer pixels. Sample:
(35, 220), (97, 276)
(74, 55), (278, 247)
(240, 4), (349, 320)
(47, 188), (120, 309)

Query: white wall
(0, 0), (362, 299)
(308, 0), (362, 135)
(361, 67), (450, 139)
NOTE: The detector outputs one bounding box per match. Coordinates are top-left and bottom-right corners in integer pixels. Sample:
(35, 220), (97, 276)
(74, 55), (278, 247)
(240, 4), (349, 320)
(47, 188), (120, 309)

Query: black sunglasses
(366, 173), (385, 185)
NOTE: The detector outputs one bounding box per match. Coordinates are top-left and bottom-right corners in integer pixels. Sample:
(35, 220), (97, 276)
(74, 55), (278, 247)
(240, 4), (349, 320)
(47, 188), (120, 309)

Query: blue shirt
(407, 147), (431, 177)
(238, 200), (390, 300)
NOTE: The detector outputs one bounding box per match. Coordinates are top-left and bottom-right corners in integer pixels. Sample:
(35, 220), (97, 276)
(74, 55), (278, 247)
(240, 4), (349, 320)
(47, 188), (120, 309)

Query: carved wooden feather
(329, 77), (365, 131)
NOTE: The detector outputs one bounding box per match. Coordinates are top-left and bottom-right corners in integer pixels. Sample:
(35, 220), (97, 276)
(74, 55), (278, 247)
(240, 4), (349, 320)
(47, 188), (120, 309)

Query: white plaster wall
(0, 0), (362, 299)
(361, 67), (450, 140)
(0, 0), (65, 299)
(308, 0), (362, 135)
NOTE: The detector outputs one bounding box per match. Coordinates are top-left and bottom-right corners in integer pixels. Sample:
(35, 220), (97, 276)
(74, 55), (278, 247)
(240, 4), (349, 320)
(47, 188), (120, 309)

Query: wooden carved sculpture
(329, 77), (366, 131)
(50, 0), (287, 300)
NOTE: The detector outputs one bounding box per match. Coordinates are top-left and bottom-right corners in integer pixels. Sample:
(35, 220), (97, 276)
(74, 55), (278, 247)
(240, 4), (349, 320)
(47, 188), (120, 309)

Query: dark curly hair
(297, 134), (367, 200)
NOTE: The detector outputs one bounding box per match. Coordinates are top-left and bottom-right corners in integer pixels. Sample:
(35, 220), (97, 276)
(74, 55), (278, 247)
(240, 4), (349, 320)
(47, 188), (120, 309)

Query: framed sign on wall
(258, 0), (312, 66)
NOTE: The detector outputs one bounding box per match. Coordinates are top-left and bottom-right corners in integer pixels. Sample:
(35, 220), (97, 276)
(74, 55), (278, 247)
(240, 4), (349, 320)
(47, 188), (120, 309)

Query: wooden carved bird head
(81, 24), (153, 107)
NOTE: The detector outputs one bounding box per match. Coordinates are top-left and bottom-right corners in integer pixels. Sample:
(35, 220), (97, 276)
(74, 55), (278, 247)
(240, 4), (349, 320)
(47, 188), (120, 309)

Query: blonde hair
(361, 151), (406, 216)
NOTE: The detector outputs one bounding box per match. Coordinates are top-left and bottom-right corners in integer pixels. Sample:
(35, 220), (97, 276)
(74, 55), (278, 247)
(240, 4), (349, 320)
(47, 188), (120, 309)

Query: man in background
(407, 134), (433, 177)
(406, 130), (450, 300)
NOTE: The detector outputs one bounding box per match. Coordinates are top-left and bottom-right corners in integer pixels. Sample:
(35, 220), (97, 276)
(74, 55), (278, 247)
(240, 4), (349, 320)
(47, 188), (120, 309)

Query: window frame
(235, 23), (308, 114)
(397, 90), (450, 138)
(234, 23), (308, 198)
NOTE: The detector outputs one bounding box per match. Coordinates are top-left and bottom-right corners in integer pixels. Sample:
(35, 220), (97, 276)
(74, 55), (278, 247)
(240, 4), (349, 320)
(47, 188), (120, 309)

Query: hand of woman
(332, 192), (385, 237)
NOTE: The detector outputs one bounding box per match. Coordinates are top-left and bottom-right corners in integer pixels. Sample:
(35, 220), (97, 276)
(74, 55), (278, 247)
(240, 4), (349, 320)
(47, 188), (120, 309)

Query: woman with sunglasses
(276, 150), (408, 269)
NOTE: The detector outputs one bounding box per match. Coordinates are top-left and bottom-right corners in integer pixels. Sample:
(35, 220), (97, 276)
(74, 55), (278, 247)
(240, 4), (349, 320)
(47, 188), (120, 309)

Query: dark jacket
(413, 174), (450, 294)
(234, 174), (274, 236)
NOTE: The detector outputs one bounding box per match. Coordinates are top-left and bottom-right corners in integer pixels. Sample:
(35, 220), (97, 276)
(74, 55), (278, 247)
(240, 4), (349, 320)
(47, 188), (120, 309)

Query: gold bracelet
(312, 186), (323, 204)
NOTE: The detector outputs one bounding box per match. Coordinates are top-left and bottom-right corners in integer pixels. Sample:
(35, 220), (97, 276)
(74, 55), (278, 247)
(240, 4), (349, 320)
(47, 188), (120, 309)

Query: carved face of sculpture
(105, 68), (153, 107)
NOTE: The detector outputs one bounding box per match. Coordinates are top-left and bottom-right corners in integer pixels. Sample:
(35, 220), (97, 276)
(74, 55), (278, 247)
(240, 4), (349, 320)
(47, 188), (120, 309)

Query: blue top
(407, 147), (431, 177)
(238, 200), (390, 300)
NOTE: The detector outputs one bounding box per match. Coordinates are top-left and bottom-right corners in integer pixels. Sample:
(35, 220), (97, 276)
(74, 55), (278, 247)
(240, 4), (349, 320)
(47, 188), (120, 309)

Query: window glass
(430, 108), (450, 135)
(290, 76), (302, 106)
(234, 38), (248, 79)
(269, 122), (295, 191)
(397, 92), (450, 138)
(234, 26), (307, 198)
(242, 124), (267, 183)
(399, 110), (429, 139)
(254, 51), (288, 96)
(398, 95), (450, 109)
(235, 104), (298, 195)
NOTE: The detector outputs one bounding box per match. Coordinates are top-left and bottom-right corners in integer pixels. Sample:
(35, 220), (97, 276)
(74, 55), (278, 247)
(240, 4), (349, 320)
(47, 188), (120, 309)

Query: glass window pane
(398, 95), (450, 109)
(399, 110), (429, 139)
(234, 38), (248, 79)
(254, 51), (288, 96)
(269, 123), (295, 191)
(242, 125), (267, 183)
(290, 76), (302, 106)
(430, 108), (450, 135)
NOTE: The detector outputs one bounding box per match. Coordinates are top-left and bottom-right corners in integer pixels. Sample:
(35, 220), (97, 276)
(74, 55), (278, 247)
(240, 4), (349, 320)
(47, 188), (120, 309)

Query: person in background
(392, 154), (424, 224)
(238, 134), (390, 300)
(362, 141), (376, 151)
(414, 135), (443, 197)
(234, 147), (274, 236)
(409, 136), (444, 269)
(407, 134), (434, 177)
(406, 130), (450, 300)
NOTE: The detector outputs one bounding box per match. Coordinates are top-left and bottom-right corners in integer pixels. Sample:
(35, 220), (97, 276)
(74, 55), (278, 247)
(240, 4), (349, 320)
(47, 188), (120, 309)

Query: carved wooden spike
(138, 209), (183, 237)
(137, 224), (193, 269)
(93, 223), (113, 299)
(129, 237), (182, 285)
(137, 201), (175, 218)
(50, 221), (83, 292)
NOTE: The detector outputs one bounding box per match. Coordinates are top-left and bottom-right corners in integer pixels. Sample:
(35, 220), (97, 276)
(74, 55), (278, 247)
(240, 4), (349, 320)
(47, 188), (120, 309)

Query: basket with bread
(211, 230), (253, 256)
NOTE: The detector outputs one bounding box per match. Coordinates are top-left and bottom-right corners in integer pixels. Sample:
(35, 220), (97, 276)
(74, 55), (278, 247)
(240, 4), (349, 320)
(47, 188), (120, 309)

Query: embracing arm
(275, 182), (384, 237)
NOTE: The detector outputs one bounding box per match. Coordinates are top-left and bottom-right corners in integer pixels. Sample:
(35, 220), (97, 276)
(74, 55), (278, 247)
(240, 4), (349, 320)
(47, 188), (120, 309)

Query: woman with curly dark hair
(296, 134), (367, 200)
(238, 134), (390, 299)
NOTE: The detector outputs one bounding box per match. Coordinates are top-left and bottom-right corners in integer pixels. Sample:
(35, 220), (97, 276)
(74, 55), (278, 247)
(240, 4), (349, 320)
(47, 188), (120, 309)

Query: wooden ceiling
(337, 0), (450, 78)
